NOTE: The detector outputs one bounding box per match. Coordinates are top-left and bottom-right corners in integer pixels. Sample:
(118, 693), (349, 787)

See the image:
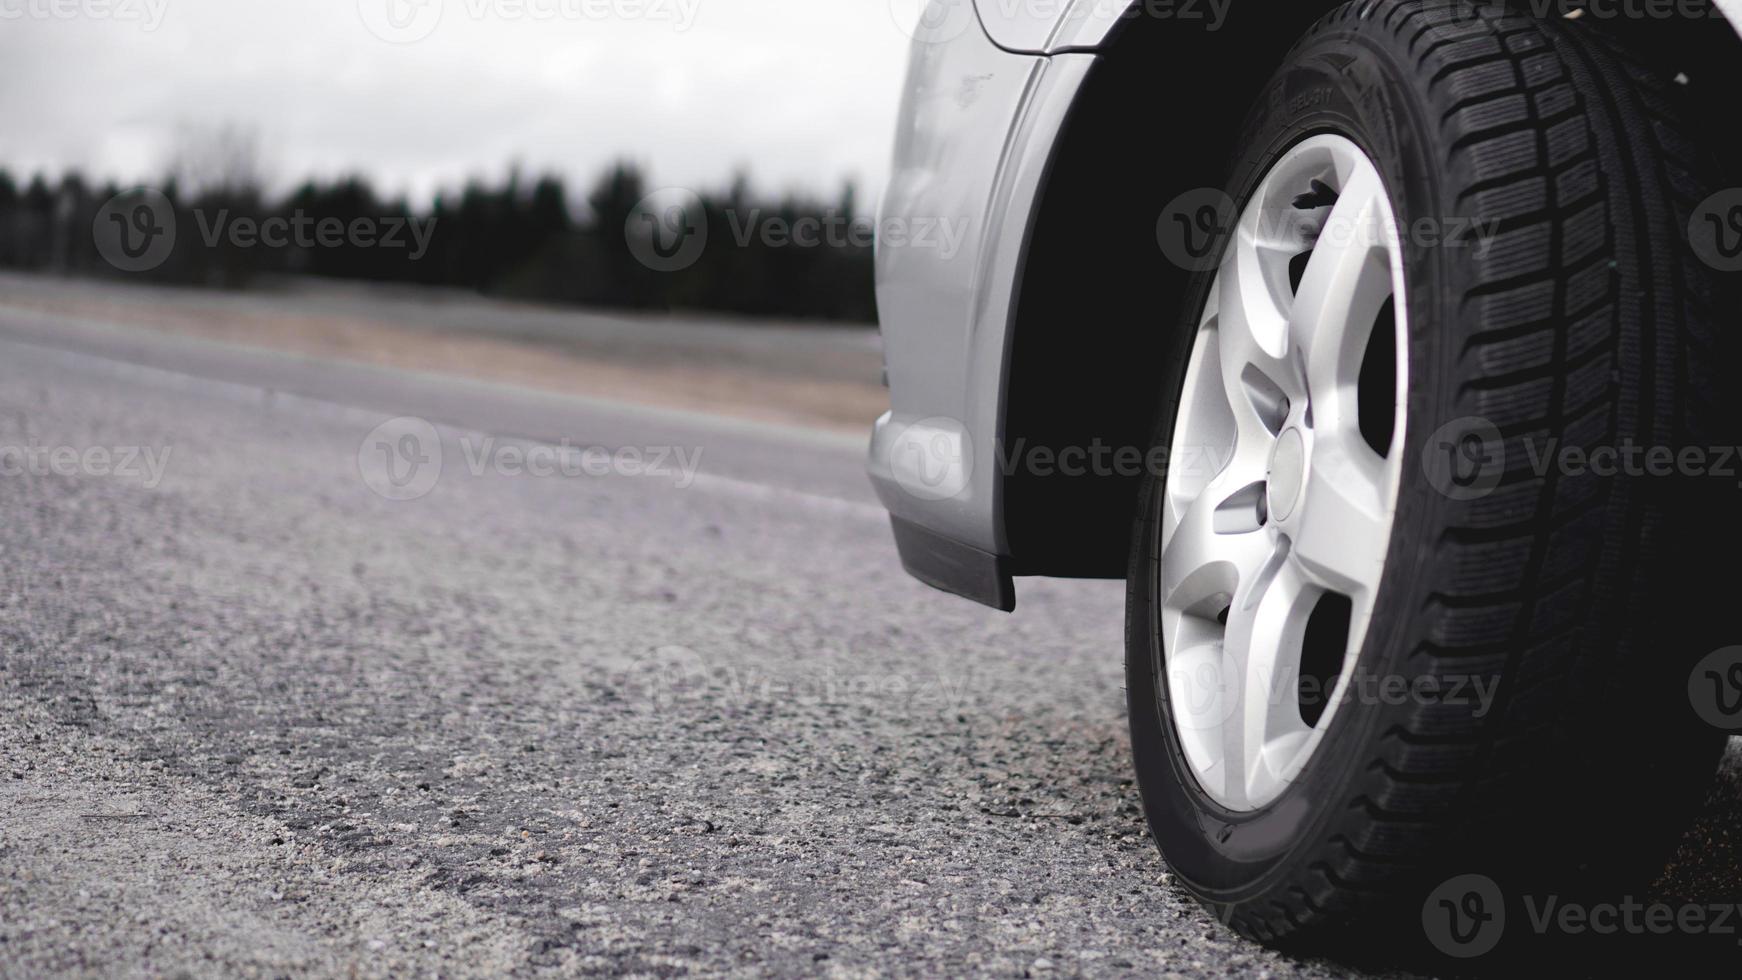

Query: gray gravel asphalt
(2, 307), (1737, 978)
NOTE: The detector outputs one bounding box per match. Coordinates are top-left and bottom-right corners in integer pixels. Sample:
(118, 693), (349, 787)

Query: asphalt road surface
(2, 305), (1736, 978)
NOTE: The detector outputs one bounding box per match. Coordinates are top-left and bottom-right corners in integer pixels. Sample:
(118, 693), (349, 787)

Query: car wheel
(1125, 0), (1734, 947)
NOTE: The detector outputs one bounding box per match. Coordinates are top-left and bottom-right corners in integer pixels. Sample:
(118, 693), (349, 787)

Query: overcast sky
(0, 0), (923, 208)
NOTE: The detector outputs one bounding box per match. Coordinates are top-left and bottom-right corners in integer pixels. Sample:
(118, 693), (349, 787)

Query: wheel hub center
(1268, 428), (1307, 522)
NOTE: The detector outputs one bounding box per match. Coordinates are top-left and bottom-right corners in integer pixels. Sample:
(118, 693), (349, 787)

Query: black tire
(1126, 0), (1735, 952)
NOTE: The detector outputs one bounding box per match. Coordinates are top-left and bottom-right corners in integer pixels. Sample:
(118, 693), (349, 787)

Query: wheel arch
(1000, 1), (1742, 579)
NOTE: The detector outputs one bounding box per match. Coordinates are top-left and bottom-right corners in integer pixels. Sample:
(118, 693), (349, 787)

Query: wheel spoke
(1159, 477), (1274, 633)
(1218, 554), (1319, 808)
(1292, 160), (1396, 428)
(1163, 319), (1240, 524)
(1217, 228), (1305, 440)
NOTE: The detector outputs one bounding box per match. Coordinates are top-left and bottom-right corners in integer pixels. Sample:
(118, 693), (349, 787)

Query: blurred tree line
(0, 161), (876, 323)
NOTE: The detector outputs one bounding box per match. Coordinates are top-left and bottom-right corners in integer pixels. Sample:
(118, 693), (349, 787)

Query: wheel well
(1001, 1), (1742, 579)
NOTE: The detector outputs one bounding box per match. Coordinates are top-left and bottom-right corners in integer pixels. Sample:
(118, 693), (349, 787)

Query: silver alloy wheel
(1160, 135), (1409, 812)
